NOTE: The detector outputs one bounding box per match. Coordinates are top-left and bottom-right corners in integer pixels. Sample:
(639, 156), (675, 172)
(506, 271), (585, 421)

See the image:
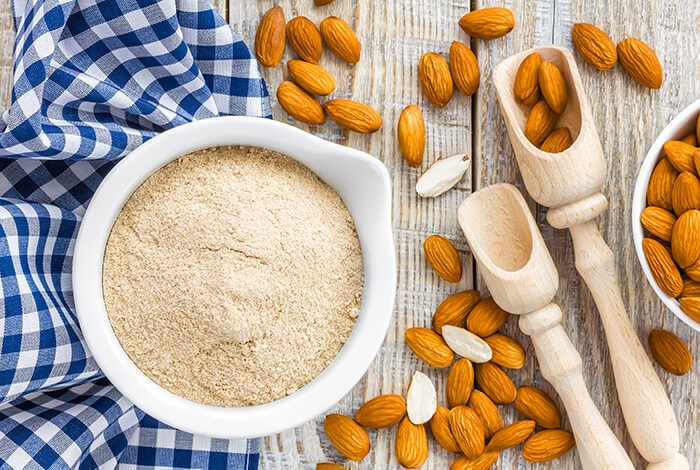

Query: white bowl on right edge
(632, 98), (700, 331)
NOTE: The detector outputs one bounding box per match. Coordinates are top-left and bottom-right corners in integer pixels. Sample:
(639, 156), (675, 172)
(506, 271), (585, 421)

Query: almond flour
(102, 146), (363, 407)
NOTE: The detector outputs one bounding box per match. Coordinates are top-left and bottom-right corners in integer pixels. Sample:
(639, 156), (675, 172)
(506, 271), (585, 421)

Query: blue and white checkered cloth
(0, 0), (271, 467)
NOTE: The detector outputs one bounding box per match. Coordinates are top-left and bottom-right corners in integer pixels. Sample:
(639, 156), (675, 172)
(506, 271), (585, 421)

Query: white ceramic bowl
(632, 99), (700, 331)
(73, 117), (396, 438)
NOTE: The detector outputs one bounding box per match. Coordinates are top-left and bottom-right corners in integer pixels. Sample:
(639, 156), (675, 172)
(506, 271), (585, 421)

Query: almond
(484, 333), (526, 369)
(398, 105), (425, 168)
(474, 362), (517, 404)
(277, 81), (325, 125)
(316, 464), (345, 470)
(354, 394), (406, 428)
(287, 60), (336, 96)
(449, 41), (480, 96)
(319, 17), (361, 63)
(686, 259), (700, 283)
(323, 99), (382, 134)
(681, 132), (698, 146)
(672, 171), (700, 215)
(466, 297), (510, 337)
(694, 150), (700, 176)
(323, 414), (370, 461)
(406, 371), (437, 424)
(430, 406), (461, 453)
(450, 452), (498, 470)
(664, 140), (697, 174)
(538, 62), (567, 114)
(314, 0), (334, 4)
(442, 326), (493, 363)
(485, 420), (536, 452)
(640, 206), (676, 242)
(697, 114), (700, 143)
(524, 100), (558, 147)
(540, 127), (572, 153)
(433, 290), (481, 334)
(255, 6), (286, 67)
(395, 417), (428, 469)
(447, 358), (475, 408)
(467, 390), (503, 439)
(649, 329), (692, 375)
(458, 7), (514, 40)
(671, 210), (700, 268)
(405, 327), (454, 368)
(286, 16), (322, 63)
(679, 296), (700, 322)
(514, 386), (561, 429)
(514, 52), (542, 106)
(642, 237), (683, 298)
(681, 278), (700, 297)
(617, 37), (663, 89)
(448, 406), (485, 459)
(419, 52), (454, 108)
(522, 430), (575, 462)
(416, 153), (471, 198)
(423, 235), (462, 282)
(647, 158), (679, 211)
(571, 23), (617, 71)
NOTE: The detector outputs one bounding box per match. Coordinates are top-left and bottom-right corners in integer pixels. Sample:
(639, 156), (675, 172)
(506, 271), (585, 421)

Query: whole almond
(540, 127), (573, 153)
(446, 358), (475, 408)
(538, 62), (567, 114)
(255, 6), (286, 67)
(671, 210), (700, 268)
(672, 171), (700, 215)
(475, 362), (517, 404)
(642, 237), (683, 298)
(679, 296), (700, 322)
(640, 206), (676, 242)
(398, 105), (426, 168)
(649, 329), (692, 375)
(320, 17), (360, 63)
(430, 406), (461, 453)
(405, 327), (454, 368)
(449, 41), (480, 96)
(466, 297), (510, 337)
(354, 394), (406, 428)
(467, 390), (503, 439)
(485, 420), (536, 452)
(433, 290), (481, 334)
(571, 23), (617, 71)
(617, 38), (663, 89)
(458, 7), (514, 40)
(419, 53), (454, 108)
(664, 140), (697, 174)
(450, 453), (499, 470)
(484, 333), (526, 369)
(524, 100), (558, 147)
(286, 16), (322, 63)
(324, 99), (382, 134)
(647, 158), (679, 211)
(682, 278), (700, 297)
(514, 52), (542, 106)
(316, 464), (345, 470)
(514, 386), (562, 429)
(395, 417), (428, 469)
(277, 81), (325, 125)
(423, 235), (463, 282)
(694, 150), (700, 176)
(523, 430), (575, 462)
(686, 259), (700, 283)
(681, 132), (698, 146)
(287, 60), (336, 96)
(448, 406), (485, 459)
(323, 414), (370, 461)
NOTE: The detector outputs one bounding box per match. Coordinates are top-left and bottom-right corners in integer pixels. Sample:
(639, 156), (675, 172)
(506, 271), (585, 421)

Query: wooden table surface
(1, 0), (698, 469)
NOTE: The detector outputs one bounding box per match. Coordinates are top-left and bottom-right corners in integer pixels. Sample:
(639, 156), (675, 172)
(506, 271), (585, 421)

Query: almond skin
(538, 62), (567, 114)
(323, 414), (370, 461)
(484, 333), (526, 369)
(647, 158), (679, 211)
(485, 420), (536, 452)
(467, 390), (503, 439)
(448, 406), (485, 459)
(523, 430), (575, 462)
(682, 278), (700, 297)
(419, 52), (454, 108)
(320, 17), (361, 63)
(649, 329), (692, 375)
(287, 60), (336, 96)
(430, 406), (461, 453)
(277, 81), (325, 125)
(664, 140), (697, 174)
(540, 127), (572, 153)
(642, 237), (683, 298)
(514, 386), (562, 429)
(524, 100), (558, 147)
(449, 41), (480, 96)
(514, 52), (542, 106)
(679, 296), (700, 322)
(433, 290), (481, 334)
(458, 7), (514, 40)
(671, 210), (700, 268)
(466, 297), (510, 337)
(398, 105), (426, 168)
(447, 358), (475, 408)
(450, 453), (499, 470)
(672, 171), (700, 215)
(255, 6), (286, 67)
(395, 417), (428, 469)
(423, 235), (463, 282)
(354, 394), (406, 428)
(617, 37), (663, 89)
(323, 99), (382, 134)
(405, 327), (454, 368)
(640, 206), (676, 242)
(571, 23), (617, 71)
(286, 16), (322, 63)
(475, 362), (517, 404)
(681, 132), (698, 146)
(686, 259), (700, 283)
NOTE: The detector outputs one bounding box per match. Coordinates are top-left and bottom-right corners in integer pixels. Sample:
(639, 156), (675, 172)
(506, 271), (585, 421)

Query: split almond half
(406, 371), (437, 424)
(442, 325), (493, 363)
(416, 153), (471, 198)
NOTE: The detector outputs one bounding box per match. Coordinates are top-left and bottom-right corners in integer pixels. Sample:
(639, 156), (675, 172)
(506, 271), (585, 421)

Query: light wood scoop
(493, 46), (687, 470)
(459, 183), (632, 470)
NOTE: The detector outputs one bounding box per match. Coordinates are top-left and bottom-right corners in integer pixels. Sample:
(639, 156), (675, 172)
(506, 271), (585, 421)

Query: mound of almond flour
(102, 146), (363, 407)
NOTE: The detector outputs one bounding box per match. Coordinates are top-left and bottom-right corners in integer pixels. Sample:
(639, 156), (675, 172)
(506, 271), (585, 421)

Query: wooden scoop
(459, 184), (632, 470)
(493, 46), (687, 470)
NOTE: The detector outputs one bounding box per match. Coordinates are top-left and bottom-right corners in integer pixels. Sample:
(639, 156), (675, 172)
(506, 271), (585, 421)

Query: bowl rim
(72, 116), (396, 438)
(632, 98), (700, 331)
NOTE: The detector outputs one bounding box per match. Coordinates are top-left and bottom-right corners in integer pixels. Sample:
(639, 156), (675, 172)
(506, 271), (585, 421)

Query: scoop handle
(519, 303), (633, 469)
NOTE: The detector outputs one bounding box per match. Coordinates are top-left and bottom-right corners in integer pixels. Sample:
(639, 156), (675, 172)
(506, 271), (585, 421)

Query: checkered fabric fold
(0, 0), (271, 468)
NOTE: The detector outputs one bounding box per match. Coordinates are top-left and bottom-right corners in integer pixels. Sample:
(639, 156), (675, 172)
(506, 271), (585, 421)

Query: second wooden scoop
(459, 183), (632, 470)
